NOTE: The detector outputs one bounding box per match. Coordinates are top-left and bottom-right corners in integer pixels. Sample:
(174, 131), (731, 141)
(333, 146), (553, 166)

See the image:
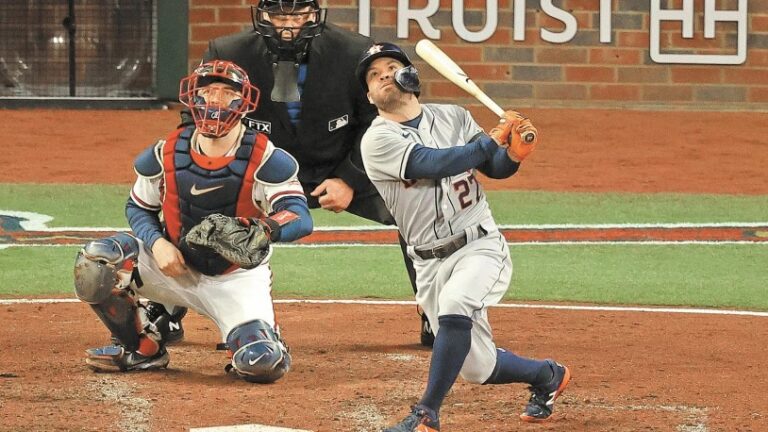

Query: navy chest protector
(161, 126), (268, 276)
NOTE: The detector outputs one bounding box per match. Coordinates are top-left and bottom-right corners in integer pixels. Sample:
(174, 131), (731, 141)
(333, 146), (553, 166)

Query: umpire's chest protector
(204, 24), (375, 184)
(161, 126), (268, 275)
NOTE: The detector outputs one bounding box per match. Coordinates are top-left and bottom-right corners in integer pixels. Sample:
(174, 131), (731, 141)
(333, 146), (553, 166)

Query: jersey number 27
(453, 174), (481, 209)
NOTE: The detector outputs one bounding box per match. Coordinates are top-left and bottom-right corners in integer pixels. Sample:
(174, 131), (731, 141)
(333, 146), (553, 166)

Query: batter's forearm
(404, 135), (497, 180)
(478, 147), (520, 179)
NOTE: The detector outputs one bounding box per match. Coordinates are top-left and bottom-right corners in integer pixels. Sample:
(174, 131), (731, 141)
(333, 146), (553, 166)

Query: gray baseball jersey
(361, 103), (513, 383)
(361, 104), (495, 246)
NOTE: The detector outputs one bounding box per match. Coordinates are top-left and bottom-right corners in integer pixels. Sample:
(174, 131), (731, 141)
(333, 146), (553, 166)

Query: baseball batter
(73, 60), (313, 384)
(356, 43), (571, 431)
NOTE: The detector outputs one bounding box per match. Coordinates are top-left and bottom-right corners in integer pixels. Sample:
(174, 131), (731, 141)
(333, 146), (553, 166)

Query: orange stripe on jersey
(236, 132), (269, 220)
(161, 128), (184, 245)
(190, 150), (235, 170)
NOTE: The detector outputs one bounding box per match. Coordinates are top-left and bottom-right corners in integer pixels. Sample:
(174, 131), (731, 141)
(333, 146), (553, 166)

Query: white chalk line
(87, 377), (152, 432)
(575, 403), (709, 432)
(4, 240), (768, 249)
(3, 219), (767, 248)
(190, 425), (311, 432)
(2, 297), (766, 317)
(22, 221), (768, 231)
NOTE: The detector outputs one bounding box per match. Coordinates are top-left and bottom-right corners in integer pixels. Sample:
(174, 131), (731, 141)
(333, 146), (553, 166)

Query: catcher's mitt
(184, 214), (270, 269)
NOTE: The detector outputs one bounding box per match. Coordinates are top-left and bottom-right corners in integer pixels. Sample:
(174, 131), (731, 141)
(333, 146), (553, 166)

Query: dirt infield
(1, 107), (767, 431)
(3, 106), (768, 194)
(1, 302), (766, 431)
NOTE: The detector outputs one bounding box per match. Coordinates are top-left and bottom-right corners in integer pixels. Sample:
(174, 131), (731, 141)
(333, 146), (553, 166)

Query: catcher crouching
(73, 60), (313, 383)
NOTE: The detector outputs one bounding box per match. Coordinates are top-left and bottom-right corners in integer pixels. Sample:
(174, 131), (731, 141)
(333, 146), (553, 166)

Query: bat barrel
(415, 39), (537, 143)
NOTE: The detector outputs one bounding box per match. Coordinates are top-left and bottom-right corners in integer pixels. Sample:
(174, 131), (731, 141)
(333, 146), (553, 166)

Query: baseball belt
(413, 225), (487, 260)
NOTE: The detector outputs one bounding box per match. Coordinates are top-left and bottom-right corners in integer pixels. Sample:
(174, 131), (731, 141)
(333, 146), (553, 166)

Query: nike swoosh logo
(190, 184), (224, 196)
(248, 353), (268, 366)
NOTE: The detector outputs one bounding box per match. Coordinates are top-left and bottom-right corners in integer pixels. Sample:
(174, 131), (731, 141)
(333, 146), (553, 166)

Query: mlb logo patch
(329, 115), (349, 132)
(245, 118), (272, 134)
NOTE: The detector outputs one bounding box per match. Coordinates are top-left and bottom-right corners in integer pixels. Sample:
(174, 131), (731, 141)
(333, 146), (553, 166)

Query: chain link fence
(0, 0), (155, 98)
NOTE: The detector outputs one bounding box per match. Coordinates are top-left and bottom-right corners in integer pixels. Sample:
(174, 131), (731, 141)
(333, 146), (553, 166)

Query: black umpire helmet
(251, 0), (327, 62)
(356, 42), (421, 97)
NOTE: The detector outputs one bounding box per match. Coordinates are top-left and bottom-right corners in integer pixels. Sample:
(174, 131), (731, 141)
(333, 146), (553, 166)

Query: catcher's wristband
(249, 210), (300, 242)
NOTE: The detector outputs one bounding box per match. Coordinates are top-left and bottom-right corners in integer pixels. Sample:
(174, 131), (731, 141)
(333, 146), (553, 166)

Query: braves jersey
(132, 131), (303, 217)
(361, 104), (494, 247)
(131, 127), (305, 274)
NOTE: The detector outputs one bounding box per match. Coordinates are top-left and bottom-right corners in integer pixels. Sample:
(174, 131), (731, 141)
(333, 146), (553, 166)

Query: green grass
(487, 191), (768, 224)
(0, 247), (81, 296)
(2, 184), (767, 227)
(2, 183), (766, 310)
(509, 244), (768, 309)
(3, 244), (767, 310)
(0, 184), (131, 227)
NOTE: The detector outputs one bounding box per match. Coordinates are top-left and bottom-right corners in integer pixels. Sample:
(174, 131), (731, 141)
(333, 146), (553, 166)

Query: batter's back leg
(397, 232), (434, 347)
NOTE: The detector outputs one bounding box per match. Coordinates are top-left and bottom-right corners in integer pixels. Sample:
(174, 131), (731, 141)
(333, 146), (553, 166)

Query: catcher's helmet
(356, 42), (421, 96)
(251, 0), (327, 62)
(178, 60), (260, 138)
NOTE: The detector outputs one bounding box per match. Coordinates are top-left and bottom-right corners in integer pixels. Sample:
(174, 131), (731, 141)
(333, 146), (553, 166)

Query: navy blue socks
(483, 348), (552, 385)
(418, 314), (473, 414)
(415, 313), (554, 419)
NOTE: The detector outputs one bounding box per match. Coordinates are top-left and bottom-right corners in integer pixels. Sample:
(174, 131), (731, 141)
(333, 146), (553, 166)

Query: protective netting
(0, 0), (155, 97)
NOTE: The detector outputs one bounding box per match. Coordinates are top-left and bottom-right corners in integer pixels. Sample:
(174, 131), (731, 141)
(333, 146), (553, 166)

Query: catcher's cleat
(85, 345), (169, 372)
(418, 308), (435, 348)
(519, 359), (571, 423)
(145, 302), (187, 345)
(166, 306), (188, 345)
(383, 405), (440, 432)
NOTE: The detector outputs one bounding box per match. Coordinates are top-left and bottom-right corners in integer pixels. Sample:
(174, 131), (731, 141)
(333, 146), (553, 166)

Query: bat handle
(488, 101), (536, 143)
(522, 131), (536, 143)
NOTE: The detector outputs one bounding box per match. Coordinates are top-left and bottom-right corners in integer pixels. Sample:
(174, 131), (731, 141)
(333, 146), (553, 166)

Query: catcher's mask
(356, 42), (421, 97)
(179, 60), (260, 138)
(251, 0), (327, 63)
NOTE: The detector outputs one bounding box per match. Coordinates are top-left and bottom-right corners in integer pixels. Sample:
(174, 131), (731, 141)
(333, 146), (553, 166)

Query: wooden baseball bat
(414, 39), (535, 143)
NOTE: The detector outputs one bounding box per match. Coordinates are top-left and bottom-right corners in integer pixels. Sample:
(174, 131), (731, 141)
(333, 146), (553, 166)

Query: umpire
(173, 0), (433, 345)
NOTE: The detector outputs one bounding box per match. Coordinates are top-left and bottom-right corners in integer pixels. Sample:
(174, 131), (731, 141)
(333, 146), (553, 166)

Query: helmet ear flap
(394, 65), (421, 96)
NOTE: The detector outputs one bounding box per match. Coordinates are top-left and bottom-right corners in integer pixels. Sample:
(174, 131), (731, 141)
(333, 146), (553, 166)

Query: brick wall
(189, 0), (768, 110)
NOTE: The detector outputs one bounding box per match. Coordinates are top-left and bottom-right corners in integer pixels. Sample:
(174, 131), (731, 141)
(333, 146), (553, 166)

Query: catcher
(73, 60), (312, 383)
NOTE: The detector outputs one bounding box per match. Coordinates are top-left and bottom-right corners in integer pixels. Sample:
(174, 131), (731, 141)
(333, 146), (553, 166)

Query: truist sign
(356, 0), (749, 65)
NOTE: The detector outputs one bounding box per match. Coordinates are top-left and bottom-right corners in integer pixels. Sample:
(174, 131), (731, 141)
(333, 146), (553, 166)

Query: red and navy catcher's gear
(226, 319), (291, 383)
(179, 60), (260, 138)
(355, 42), (421, 96)
(74, 233), (145, 350)
(160, 126), (269, 276)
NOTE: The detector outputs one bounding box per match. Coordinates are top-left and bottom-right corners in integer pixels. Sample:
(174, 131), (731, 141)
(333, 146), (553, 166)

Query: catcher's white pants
(134, 239), (276, 341)
(410, 228), (511, 384)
